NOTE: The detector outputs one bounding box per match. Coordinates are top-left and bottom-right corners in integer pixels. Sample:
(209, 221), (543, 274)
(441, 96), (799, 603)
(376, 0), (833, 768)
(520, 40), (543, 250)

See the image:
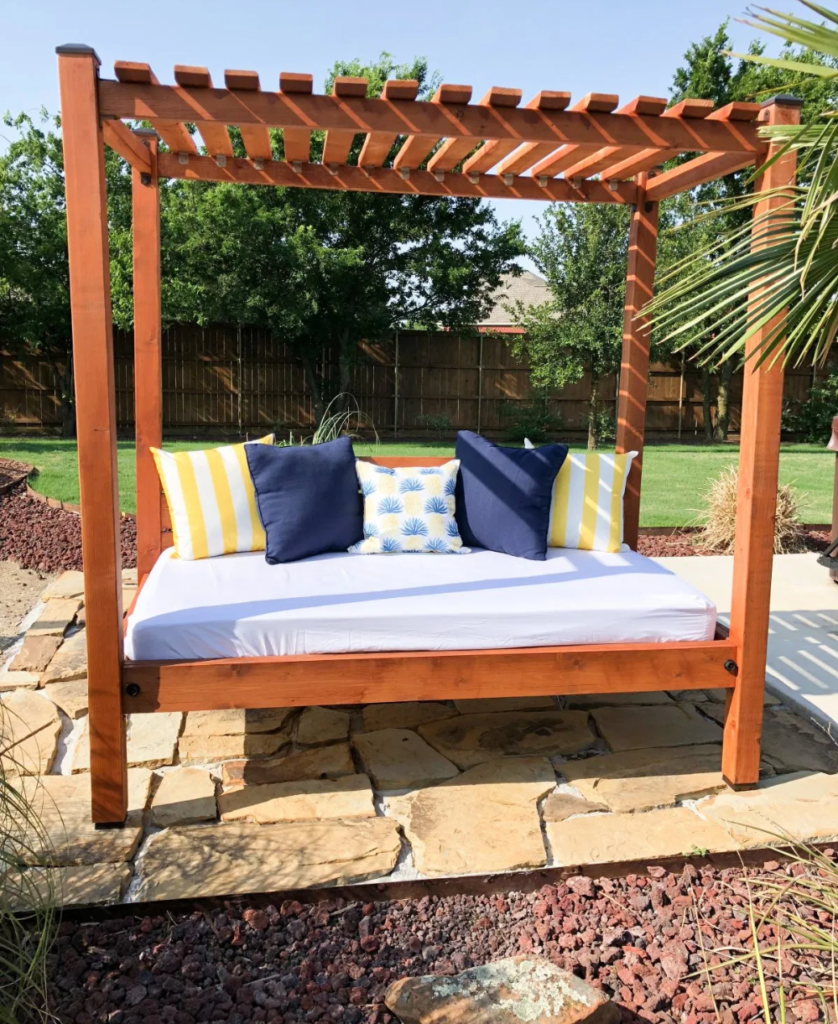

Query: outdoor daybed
(56, 44), (799, 824)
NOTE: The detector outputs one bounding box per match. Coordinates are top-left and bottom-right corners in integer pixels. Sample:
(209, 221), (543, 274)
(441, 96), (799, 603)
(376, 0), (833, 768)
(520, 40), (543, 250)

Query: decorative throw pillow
(152, 434), (274, 560)
(548, 451), (637, 553)
(349, 460), (469, 554)
(246, 436), (363, 563)
(454, 431), (568, 561)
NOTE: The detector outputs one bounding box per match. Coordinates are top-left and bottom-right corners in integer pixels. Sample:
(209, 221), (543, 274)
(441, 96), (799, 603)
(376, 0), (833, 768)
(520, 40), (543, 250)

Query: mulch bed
(0, 456), (35, 496)
(44, 859), (831, 1024)
(0, 478), (828, 573)
(0, 483), (136, 573)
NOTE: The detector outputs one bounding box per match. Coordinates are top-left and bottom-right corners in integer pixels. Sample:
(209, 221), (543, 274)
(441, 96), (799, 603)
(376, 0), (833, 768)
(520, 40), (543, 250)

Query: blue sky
(1, 0), (770, 259)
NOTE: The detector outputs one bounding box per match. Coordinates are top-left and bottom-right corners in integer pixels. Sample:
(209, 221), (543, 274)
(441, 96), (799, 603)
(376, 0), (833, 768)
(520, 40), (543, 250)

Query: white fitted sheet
(124, 547), (716, 661)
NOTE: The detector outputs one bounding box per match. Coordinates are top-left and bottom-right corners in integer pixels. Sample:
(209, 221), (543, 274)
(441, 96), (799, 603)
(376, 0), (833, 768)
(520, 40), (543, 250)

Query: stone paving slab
(568, 691), (675, 708)
(9, 633), (62, 674)
(1, 689), (61, 775)
(135, 817), (402, 901)
(547, 807), (741, 866)
(221, 742), (355, 788)
(701, 771), (838, 847)
(151, 767), (217, 827)
(591, 702), (723, 752)
(217, 774), (376, 824)
(296, 706), (351, 746)
(41, 629), (87, 684)
(560, 744), (728, 813)
(7, 864), (132, 909)
(27, 598), (81, 637)
(43, 678), (88, 718)
(20, 769), (151, 865)
(353, 728), (459, 790)
(359, 702), (457, 732)
(74, 712), (182, 772)
(389, 758), (556, 877)
(0, 670), (40, 692)
(418, 710), (595, 769)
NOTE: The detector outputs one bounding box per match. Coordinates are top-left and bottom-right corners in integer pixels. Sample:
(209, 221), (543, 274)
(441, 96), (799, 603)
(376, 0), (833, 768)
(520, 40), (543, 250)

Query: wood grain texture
(123, 640), (736, 713)
(616, 173), (659, 551)
(724, 98), (801, 787)
(132, 137), (163, 582)
(101, 120), (152, 171)
(156, 153), (638, 203)
(58, 49), (127, 824)
(645, 151), (758, 202)
(98, 80), (764, 154)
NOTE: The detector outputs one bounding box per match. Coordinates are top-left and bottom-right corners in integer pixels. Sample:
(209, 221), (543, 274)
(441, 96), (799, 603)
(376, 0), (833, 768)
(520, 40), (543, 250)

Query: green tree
(654, 15), (838, 434)
(0, 111), (132, 436)
(508, 203), (630, 449)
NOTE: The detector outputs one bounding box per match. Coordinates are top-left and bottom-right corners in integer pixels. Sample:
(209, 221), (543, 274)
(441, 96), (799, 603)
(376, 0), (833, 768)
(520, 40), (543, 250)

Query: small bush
(417, 413), (451, 439)
(500, 395), (563, 444)
(310, 393), (378, 445)
(783, 370), (838, 444)
(697, 464), (807, 554)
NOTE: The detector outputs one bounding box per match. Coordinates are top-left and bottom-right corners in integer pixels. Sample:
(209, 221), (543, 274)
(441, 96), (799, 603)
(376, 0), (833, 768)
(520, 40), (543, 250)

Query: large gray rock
(385, 955), (619, 1024)
(418, 711), (594, 770)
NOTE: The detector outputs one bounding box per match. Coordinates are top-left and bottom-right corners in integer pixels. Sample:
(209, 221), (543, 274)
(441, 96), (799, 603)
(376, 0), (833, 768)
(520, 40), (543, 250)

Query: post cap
(761, 94), (804, 108)
(56, 44), (101, 64)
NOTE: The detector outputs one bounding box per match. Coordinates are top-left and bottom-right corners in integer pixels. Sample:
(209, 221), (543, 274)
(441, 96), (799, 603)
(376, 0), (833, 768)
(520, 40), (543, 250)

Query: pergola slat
(505, 93), (620, 178)
(462, 90), (570, 175)
(358, 79), (419, 168)
(113, 61), (198, 155)
(323, 76), (367, 166)
(157, 151), (638, 204)
(427, 87), (521, 174)
(393, 84), (474, 171)
(224, 70), (273, 161)
(557, 97), (667, 179)
(99, 80), (764, 155)
(174, 66), (234, 158)
(279, 72), (313, 164)
(595, 99), (717, 181)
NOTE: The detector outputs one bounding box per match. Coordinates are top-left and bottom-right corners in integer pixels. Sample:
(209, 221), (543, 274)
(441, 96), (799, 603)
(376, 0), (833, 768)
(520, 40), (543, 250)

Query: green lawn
(1, 437), (833, 526)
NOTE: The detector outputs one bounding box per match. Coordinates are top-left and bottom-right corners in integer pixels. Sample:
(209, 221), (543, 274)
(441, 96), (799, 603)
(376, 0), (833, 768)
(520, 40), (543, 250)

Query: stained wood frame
(56, 44), (800, 824)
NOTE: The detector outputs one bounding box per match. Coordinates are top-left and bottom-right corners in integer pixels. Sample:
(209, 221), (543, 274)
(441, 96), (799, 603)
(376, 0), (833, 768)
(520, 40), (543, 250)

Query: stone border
(54, 841), (821, 921)
(0, 458), (35, 496)
(24, 484), (82, 515)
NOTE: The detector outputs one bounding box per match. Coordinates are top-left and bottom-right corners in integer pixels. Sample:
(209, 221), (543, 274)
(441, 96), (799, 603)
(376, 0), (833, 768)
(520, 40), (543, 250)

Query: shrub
(310, 393), (378, 445)
(417, 413), (451, 439)
(499, 395), (563, 444)
(697, 465), (807, 554)
(783, 371), (838, 444)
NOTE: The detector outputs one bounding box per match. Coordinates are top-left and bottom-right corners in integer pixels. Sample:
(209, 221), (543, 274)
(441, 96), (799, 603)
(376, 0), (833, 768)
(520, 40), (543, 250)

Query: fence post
(477, 333), (484, 435)
(393, 332), (399, 438)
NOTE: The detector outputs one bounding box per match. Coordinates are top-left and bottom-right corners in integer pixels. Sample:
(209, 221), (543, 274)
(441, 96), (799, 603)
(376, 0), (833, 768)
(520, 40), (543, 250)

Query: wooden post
(132, 130), (163, 581)
(616, 172), (659, 549)
(723, 96), (801, 787)
(57, 45), (127, 824)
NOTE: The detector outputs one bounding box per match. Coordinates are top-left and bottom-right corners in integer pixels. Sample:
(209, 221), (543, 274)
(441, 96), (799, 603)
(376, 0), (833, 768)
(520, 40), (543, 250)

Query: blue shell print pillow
(349, 460), (470, 554)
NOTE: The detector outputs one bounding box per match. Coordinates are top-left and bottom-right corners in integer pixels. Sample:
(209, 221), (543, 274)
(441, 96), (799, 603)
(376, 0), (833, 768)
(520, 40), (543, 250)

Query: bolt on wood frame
(56, 43), (799, 824)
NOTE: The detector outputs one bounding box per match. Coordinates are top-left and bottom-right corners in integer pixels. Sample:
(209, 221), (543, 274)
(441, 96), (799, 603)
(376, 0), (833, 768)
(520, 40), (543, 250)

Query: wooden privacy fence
(0, 324), (817, 438)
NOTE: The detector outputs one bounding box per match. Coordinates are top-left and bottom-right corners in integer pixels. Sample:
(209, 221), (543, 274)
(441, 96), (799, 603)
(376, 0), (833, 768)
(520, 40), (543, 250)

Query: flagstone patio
(3, 567), (838, 909)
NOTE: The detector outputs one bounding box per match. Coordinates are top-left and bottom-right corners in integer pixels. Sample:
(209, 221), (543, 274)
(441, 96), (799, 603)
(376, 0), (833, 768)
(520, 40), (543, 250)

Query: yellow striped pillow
(548, 451), (637, 553)
(152, 436), (274, 560)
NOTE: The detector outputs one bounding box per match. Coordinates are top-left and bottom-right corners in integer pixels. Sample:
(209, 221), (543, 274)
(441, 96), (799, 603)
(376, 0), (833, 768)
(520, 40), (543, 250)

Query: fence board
(0, 325), (818, 440)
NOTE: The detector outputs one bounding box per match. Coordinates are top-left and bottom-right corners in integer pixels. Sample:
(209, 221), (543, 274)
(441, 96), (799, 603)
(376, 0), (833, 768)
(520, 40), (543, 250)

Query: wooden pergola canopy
(61, 43), (771, 205)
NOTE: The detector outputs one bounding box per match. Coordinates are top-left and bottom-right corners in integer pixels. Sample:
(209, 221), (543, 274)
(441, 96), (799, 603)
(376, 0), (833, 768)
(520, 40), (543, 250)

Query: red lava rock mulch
(636, 528), (829, 559)
(0, 456), (35, 495)
(44, 860), (833, 1024)
(0, 483), (136, 574)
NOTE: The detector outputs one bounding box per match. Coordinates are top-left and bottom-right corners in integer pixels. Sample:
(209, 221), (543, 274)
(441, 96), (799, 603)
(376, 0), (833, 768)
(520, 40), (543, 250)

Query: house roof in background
(478, 270), (550, 328)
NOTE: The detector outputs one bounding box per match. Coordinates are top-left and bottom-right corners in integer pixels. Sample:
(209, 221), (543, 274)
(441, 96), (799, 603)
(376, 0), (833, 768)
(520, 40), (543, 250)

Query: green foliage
(650, 5), (838, 369)
(417, 412), (452, 439)
(499, 394), (563, 443)
(506, 204), (628, 448)
(783, 369), (838, 442)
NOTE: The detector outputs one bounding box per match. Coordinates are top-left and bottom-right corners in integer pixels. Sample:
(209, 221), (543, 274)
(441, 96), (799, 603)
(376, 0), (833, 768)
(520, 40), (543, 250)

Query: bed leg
(721, 681), (761, 790)
(89, 673), (128, 825)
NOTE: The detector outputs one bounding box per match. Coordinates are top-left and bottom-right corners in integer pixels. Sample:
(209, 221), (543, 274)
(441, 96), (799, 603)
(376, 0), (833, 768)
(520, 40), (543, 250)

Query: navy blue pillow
(245, 437), (363, 563)
(454, 431), (568, 560)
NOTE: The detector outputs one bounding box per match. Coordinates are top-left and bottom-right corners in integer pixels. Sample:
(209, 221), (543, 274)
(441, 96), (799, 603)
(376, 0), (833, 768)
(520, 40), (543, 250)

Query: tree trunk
(301, 354), (326, 424)
(587, 373), (599, 451)
(713, 360), (733, 441)
(701, 366), (714, 442)
(50, 351), (76, 438)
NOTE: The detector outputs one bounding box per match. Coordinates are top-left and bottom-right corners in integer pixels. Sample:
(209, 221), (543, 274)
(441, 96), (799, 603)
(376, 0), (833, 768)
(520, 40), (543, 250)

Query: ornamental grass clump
(699, 843), (838, 1024)
(697, 465), (807, 555)
(0, 705), (58, 1023)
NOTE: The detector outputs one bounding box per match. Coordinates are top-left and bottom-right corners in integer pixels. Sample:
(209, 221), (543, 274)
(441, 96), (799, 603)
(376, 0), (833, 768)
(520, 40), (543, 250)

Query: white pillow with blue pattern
(349, 459), (470, 554)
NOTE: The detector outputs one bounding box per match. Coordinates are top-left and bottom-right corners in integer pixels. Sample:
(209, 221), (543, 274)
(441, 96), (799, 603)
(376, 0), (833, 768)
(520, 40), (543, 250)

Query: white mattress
(124, 547), (716, 661)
